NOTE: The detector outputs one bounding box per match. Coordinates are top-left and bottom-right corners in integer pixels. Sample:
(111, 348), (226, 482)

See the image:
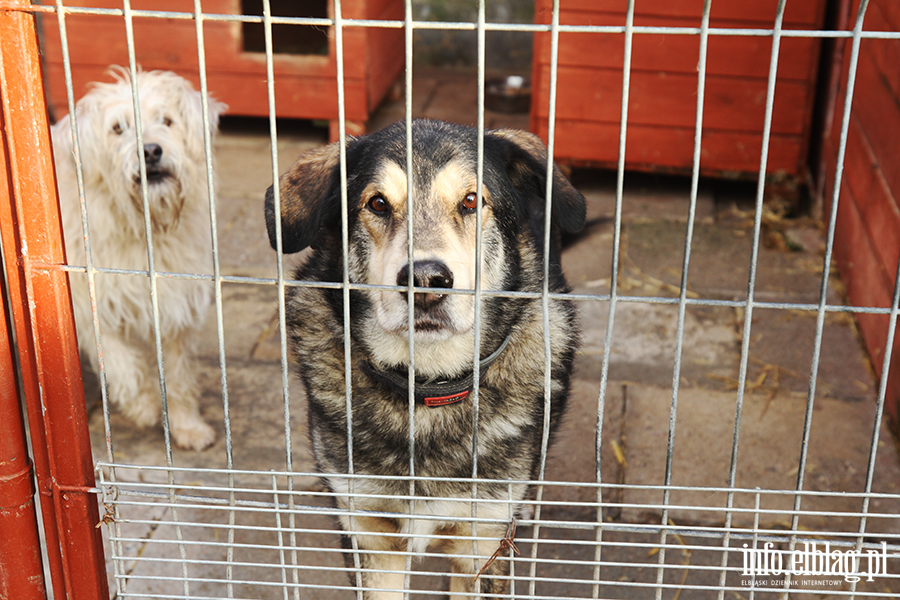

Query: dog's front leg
(100, 334), (160, 428)
(340, 516), (408, 600)
(162, 332), (215, 450)
(447, 521), (513, 600)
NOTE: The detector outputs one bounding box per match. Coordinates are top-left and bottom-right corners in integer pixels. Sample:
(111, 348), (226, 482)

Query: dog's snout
(144, 143), (163, 165)
(397, 260), (454, 289)
(397, 260), (453, 310)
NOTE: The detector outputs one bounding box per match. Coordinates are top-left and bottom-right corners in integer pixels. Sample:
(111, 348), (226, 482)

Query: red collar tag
(423, 390), (469, 407)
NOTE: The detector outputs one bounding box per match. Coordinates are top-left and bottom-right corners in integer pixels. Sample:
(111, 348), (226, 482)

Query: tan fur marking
(429, 160), (490, 215)
(358, 160), (408, 241)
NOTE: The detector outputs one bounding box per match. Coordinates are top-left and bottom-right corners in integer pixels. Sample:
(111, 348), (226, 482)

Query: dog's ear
(487, 129), (586, 234)
(50, 103), (102, 186)
(202, 95), (227, 135)
(164, 72), (227, 140)
(50, 112), (78, 188)
(50, 112), (74, 158)
(265, 141), (342, 253)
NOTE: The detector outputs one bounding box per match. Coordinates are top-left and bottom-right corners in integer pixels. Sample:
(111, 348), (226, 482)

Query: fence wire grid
(15, 0), (900, 598)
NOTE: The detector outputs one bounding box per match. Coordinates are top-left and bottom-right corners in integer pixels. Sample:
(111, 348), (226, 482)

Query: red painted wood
(38, 0), (404, 129)
(822, 3), (900, 424)
(531, 0), (826, 176)
(844, 122), (900, 303)
(864, 3), (900, 104)
(533, 66), (812, 134)
(874, 0), (900, 31)
(538, 0), (825, 26)
(0, 3), (108, 599)
(537, 16), (821, 80)
(0, 257), (47, 600)
(364, 0), (406, 113)
(533, 120), (804, 176)
(829, 171), (898, 426)
(850, 41), (900, 201)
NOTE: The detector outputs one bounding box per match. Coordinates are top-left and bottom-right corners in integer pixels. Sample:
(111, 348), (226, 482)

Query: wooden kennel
(530, 0), (828, 178)
(38, 0), (404, 139)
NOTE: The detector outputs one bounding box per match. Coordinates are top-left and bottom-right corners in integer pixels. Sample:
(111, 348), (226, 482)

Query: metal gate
(2, 0), (900, 599)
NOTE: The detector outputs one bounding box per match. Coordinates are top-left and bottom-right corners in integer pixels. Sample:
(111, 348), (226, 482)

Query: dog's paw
(170, 414), (216, 451)
(123, 397), (160, 429)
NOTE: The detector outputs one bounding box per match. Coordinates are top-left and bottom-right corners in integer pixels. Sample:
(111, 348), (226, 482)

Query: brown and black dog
(266, 119), (585, 598)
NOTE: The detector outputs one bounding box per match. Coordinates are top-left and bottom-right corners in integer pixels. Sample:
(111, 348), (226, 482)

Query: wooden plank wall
(822, 0), (900, 427)
(531, 0), (827, 177)
(38, 0), (404, 133)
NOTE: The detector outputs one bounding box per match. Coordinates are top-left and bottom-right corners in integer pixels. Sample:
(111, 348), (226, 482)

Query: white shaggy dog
(52, 68), (226, 450)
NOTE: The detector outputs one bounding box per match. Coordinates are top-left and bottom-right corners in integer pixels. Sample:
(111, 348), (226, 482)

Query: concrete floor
(85, 68), (900, 599)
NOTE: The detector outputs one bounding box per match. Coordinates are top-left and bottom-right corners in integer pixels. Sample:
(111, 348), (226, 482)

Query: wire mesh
(14, 0), (900, 598)
(92, 464), (900, 599)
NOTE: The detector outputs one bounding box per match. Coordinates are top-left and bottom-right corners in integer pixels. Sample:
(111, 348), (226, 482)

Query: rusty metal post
(0, 281), (47, 600)
(0, 2), (109, 599)
(0, 286), (47, 600)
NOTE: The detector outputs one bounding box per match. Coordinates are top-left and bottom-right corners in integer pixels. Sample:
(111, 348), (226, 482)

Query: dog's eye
(367, 195), (390, 215)
(162, 117), (173, 127)
(112, 123), (123, 135)
(461, 192), (478, 213)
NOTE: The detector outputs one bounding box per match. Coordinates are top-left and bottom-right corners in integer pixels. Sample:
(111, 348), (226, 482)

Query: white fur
(52, 67), (226, 451)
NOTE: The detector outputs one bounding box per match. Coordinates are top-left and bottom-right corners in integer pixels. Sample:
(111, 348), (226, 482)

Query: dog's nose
(143, 143), (163, 166)
(397, 260), (453, 310)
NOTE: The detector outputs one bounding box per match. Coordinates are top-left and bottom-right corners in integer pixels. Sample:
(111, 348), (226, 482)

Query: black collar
(359, 334), (512, 407)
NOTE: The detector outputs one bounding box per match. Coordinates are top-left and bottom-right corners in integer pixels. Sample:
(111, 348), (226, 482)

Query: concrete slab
(104, 491), (348, 600)
(213, 119), (326, 277)
(98, 500), (170, 596)
(570, 170), (717, 225)
(543, 378), (625, 509)
(507, 524), (884, 600)
(619, 383), (900, 534)
(622, 219), (842, 305)
(572, 300), (742, 390)
(747, 307), (876, 401)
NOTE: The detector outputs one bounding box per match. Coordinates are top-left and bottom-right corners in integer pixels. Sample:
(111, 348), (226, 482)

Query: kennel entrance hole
(241, 0), (330, 55)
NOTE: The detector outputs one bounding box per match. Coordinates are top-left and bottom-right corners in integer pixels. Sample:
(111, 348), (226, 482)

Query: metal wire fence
(10, 0), (900, 598)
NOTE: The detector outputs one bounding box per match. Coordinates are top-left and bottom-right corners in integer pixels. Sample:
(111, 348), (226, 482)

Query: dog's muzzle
(137, 143), (170, 183)
(396, 260), (456, 332)
(397, 260), (453, 310)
